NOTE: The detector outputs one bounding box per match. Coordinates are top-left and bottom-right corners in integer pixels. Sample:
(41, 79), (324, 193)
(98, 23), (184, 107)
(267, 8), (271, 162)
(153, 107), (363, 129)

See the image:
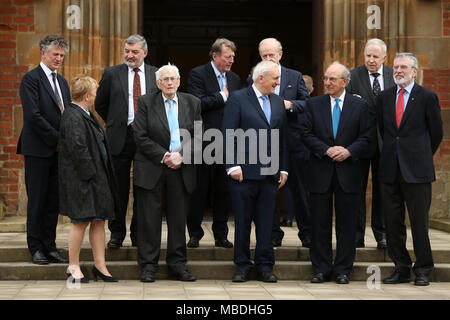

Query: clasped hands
(163, 152), (183, 169)
(326, 146), (351, 162)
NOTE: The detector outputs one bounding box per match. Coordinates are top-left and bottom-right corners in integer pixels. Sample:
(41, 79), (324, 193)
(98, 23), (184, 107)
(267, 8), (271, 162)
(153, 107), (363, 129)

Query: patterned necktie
(261, 95), (271, 124)
(218, 73), (224, 91)
(133, 68), (141, 115)
(51, 72), (64, 113)
(332, 98), (341, 139)
(396, 89), (406, 128)
(167, 99), (181, 152)
(371, 72), (381, 96)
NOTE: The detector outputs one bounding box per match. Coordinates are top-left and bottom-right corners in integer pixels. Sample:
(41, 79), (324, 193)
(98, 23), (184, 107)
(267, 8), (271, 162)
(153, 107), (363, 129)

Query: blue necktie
(167, 99), (181, 152)
(332, 98), (341, 139)
(261, 95), (271, 125)
(218, 74), (224, 91)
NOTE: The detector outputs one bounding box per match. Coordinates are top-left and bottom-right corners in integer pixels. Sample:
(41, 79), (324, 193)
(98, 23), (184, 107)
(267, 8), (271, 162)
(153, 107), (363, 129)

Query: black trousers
(357, 153), (386, 243)
(136, 167), (188, 271)
(108, 126), (137, 243)
(24, 155), (59, 255)
(187, 163), (231, 240)
(310, 171), (358, 277)
(380, 171), (433, 276)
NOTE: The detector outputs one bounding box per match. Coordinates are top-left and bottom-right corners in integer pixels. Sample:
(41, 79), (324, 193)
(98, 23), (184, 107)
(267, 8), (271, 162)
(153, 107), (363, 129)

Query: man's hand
(278, 172), (288, 189)
(284, 100), (293, 110)
(230, 167), (243, 182)
(164, 152), (183, 169)
(223, 86), (229, 98)
(326, 146), (351, 162)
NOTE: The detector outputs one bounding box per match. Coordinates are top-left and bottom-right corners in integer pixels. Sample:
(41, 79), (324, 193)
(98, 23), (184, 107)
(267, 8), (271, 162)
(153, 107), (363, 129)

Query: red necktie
(133, 68), (141, 115)
(395, 88), (406, 128)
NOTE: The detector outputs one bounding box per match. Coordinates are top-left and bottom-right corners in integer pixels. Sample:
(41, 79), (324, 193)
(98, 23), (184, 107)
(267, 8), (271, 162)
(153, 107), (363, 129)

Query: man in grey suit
(133, 64), (202, 282)
(95, 34), (158, 249)
(346, 38), (394, 249)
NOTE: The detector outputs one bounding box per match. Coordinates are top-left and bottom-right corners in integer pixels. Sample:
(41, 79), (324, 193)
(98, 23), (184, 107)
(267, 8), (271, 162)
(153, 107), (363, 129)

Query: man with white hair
(223, 60), (288, 283)
(133, 64), (202, 283)
(301, 62), (373, 284)
(377, 53), (443, 286)
(346, 38), (395, 250)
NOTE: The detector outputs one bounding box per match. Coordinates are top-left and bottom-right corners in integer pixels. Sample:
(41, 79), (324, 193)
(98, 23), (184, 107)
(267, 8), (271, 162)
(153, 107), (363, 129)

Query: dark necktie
(396, 89), (406, 128)
(133, 68), (141, 115)
(371, 72), (381, 96)
(51, 72), (64, 113)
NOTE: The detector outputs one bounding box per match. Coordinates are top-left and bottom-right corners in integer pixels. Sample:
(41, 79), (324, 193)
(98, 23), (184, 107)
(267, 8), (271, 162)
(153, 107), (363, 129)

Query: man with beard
(377, 53), (443, 286)
(95, 34), (158, 248)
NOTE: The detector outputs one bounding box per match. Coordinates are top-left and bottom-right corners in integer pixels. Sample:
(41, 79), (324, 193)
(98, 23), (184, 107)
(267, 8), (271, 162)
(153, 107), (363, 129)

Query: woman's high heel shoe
(66, 267), (89, 283)
(92, 266), (118, 282)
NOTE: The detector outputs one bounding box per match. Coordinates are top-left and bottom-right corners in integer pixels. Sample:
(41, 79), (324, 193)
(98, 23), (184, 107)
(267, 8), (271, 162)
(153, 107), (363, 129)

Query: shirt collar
(128, 63), (145, 73)
(40, 61), (55, 76)
(368, 65), (384, 77)
(162, 93), (178, 104)
(397, 81), (415, 95)
(331, 90), (346, 104)
(252, 84), (265, 100)
(210, 61), (225, 78)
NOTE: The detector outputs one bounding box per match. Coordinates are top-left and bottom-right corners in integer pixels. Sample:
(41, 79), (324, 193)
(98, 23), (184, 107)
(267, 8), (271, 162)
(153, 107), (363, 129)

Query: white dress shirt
(211, 61), (228, 102)
(128, 64), (146, 125)
(40, 62), (63, 109)
(367, 65), (384, 91)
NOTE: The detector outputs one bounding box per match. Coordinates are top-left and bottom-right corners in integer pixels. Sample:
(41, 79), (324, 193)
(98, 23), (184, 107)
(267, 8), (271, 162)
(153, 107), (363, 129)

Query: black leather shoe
(377, 239), (388, 249)
(280, 219), (292, 227)
(311, 273), (330, 283)
(107, 239), (123, 249)
(140, 265), (156, 283)
(335, 274), (350, 284)
(31, 250), (49, 265)
(187, 237), (200, 248)
(302, 238), (312, 248)
(46, 251), (68, 264)
(215, 239), (233, 248)
(258, 271), (278, 283)
(414, 274), (430, 286)
(232, 271), (249, 282)
(272, 238), (282, 247)
(170, 268), (196, 282)
(355, 240), (365, 248)
(383, 271), (411, 284)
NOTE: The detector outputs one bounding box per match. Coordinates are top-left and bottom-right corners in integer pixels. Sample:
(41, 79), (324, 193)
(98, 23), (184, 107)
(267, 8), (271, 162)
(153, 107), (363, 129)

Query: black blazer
(95, 63), (158, 155)
(222, 86), (288, 181)
(132, 91), (202, 193)
(188, 62), (241, 130)
(17, 65), (71, 157)
(300, 93), (373, 193)
(376, 83), (443, 184)
(346, 64), (395, 155)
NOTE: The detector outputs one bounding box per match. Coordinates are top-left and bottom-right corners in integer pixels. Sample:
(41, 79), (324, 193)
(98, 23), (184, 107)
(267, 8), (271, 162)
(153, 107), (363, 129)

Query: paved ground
(1, 219), (450, 300)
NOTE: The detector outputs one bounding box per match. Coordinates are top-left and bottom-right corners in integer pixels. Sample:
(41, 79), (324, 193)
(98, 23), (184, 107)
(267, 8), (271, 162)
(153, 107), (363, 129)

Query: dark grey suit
(346, 64), (394, 245)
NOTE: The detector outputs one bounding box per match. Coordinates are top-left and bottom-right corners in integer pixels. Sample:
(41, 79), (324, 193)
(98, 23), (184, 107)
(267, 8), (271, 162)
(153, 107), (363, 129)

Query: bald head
(258, 38), (283, 65)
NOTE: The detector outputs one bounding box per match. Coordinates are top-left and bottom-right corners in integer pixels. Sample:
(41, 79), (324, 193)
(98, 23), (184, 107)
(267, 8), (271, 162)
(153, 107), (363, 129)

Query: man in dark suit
(254, 38), (311, 248)
(346, 38), (394, 249)
(301, 62), (373, 284)
(223, 60), (288, 283)
(186, 38), (241, 248)
(17, 34), (70, 265)
(95, 34), (158, 248)
(378, 53), (443, 286)
(133, 64), (201, 283)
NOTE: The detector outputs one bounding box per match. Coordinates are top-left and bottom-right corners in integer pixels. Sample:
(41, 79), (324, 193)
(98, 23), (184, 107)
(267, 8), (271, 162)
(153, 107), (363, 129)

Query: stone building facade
(0, 0), (448, 219)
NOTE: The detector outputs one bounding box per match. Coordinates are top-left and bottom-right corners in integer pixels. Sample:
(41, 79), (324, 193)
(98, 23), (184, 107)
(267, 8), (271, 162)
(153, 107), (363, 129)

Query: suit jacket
(17, 65), (71, 157)
(222, 86), (288, 181)
(188, 62), (241, 131)
(346, 64), (394, 155)
(300, 93), (373, 193)
(95, 63), (159, 155)
(132, 91), (202, 193)
(376, 83), (443, 184)
(248, 65), (309, 154)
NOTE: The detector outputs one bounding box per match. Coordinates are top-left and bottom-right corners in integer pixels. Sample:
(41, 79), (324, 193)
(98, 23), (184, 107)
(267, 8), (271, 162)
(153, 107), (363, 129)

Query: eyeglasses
(160, 77), (179, 83)
(323, 76), (344, 83)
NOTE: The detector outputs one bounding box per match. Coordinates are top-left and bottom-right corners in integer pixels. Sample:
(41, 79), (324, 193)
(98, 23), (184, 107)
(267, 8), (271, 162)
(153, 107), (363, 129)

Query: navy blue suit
(187, 62), (241, 242)
(222, 85), (288, 273)
(17, 64), (71, 256)
(301, 92), (373, 277)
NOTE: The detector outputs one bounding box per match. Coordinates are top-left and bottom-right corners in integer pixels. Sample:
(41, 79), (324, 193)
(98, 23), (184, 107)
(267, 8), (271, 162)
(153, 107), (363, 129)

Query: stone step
(0, 216), (26, 233)
(1, 260), (449, 282)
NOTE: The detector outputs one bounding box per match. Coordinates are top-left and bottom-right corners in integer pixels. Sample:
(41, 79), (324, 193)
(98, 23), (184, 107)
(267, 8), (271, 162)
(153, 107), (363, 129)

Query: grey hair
(394, 52), (419, 69)
(39, 34), (69, 53)
(155, 63), (180, 81)
(364, 38), (387, 57)
(330, 61), (351, 82)
(252, 60), (278, 81)
(209, 38), (236, 59)
(125, 34), (148, 51)
(258, 38), (283, 52)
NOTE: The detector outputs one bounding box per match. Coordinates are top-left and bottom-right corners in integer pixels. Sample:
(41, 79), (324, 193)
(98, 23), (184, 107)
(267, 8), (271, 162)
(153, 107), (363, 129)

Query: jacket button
(396, 137), (399, 140)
